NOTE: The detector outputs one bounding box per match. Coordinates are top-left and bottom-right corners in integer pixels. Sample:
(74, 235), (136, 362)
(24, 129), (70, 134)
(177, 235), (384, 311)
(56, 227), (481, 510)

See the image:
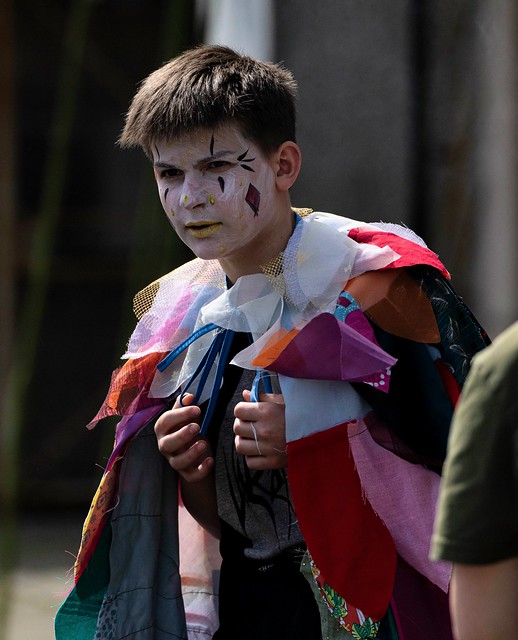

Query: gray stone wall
(276, 2), (414, 225)
(276, 0), (518, 337)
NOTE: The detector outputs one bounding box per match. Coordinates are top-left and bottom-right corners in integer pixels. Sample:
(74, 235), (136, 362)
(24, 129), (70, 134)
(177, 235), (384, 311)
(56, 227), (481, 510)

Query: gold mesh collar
(133, 279), (161, 320)
(260, 208), (313, 294)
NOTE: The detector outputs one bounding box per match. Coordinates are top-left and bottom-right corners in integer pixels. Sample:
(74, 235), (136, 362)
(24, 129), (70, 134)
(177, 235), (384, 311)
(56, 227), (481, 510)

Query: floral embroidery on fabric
(415, 268), (490, 386)
(309, 556), (381, 638)
(352, 619), (381, 639)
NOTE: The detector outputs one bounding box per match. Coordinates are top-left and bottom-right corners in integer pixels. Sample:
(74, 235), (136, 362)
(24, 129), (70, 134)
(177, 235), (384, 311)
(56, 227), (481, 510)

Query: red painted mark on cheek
(245, 183), (261, 217)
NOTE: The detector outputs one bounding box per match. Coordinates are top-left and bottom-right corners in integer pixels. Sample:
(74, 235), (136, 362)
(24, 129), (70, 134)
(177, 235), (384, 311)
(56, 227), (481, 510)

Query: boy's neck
(218, 204), (296, 284)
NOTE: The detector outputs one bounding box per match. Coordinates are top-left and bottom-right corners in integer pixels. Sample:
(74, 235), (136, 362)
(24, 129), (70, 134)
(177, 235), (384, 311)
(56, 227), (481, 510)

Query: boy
(56, 45), (488, 640)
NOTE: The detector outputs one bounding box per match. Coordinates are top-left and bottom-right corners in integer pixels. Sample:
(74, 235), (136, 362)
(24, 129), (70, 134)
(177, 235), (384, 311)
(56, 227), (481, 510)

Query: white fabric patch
(279, 375), (372, 443)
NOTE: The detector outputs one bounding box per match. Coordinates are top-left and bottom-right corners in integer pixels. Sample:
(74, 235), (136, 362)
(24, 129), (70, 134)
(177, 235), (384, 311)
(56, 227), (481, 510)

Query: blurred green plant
(0, 1), (93, 637)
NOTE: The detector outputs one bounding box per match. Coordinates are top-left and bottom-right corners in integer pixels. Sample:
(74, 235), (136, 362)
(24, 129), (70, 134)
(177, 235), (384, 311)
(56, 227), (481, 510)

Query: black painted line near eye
(218, 177), (225, 193)
(210, 134), (215, 156)
(237, 149), (249, 161)
(240, 164), (255, 172)
(164, 188), (169, 200)
(155, 144), (160, 159)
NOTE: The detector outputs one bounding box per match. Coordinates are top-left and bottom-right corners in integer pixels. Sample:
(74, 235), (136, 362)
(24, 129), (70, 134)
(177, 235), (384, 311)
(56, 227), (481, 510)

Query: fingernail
(189, 423), (200, 435)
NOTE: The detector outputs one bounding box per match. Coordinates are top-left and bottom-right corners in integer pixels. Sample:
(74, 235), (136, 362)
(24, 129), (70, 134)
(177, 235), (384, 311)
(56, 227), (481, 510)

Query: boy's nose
(179, 178), (207, 211)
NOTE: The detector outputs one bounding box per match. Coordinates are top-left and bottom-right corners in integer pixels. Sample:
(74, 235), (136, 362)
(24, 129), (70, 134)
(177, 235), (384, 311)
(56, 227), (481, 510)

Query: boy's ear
(274, 141), (302, 191)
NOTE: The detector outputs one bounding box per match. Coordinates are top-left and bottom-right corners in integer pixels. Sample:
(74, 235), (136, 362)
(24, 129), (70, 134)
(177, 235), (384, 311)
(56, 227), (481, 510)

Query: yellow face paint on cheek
(218, 245), (226, 254)
(170, 209), (175, 217)
(209, 195), (216, 205)
(182, 195), (189, 204)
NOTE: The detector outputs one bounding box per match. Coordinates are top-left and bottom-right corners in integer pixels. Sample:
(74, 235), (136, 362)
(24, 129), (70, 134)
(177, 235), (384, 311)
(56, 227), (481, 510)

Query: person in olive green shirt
(431, 320), (518, 640)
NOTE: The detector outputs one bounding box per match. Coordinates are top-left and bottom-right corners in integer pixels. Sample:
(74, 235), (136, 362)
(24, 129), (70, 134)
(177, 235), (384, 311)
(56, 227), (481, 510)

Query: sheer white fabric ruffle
(123, 212), (402, 402)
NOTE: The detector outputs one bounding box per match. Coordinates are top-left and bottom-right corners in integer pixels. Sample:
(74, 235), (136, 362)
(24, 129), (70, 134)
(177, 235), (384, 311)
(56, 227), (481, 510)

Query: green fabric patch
(54, 523), (111, 640)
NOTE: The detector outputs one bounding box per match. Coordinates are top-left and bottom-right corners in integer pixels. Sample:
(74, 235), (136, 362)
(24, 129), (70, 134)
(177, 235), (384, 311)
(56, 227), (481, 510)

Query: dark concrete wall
(276, 2), (414, 225)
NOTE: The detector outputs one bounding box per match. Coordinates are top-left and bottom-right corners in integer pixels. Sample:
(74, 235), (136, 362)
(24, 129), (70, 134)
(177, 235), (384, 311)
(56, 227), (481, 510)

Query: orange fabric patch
(251, 327), (300, 368)
(346, 270), (440, 344)
(88, 352), (166, 427)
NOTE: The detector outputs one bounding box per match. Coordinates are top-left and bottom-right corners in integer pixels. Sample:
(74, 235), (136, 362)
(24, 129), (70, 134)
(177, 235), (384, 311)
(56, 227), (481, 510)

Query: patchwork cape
(55, 211), (488, 639)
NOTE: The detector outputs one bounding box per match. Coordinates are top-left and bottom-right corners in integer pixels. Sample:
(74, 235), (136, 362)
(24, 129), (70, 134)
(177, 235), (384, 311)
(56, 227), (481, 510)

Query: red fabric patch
(287, 422), (397, 620)
(348, 227), (450, 279)
(434, 359), (461, 407)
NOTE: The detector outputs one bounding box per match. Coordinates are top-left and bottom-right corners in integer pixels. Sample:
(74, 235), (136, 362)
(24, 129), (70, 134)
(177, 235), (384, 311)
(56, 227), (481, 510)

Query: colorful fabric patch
(75, 460), (121, 581)
(347, 419), (451, 592)
(348, 226), (450, 278)
(345, 270), (441, 344)
(334, 291), (375, 341)
(287, 421), (397, 620)
(334, 291), (392, 390)
(417, 268), (490, 386)
(351, 619), (382, 639)
(308, 557), (381, 637)
(254, 312), (396, 387)
(87, 352), (166, 429)
(95, 595), (117, 639)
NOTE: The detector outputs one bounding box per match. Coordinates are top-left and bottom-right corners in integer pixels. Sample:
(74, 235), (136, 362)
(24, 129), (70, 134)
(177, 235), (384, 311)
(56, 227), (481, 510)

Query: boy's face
(153, 125), (281, 269)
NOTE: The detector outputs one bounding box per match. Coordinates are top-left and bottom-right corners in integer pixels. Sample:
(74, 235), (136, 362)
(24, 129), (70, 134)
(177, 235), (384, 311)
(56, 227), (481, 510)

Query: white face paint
(153, 125), (282, 271)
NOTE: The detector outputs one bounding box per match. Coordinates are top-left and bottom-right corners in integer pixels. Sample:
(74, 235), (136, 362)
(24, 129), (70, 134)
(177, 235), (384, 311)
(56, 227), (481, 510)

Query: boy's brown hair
(119, 44), (297, 158)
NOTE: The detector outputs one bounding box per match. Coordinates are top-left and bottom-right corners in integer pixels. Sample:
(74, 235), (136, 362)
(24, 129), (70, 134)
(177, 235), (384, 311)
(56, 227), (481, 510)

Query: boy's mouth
(185, 221), (222, 238)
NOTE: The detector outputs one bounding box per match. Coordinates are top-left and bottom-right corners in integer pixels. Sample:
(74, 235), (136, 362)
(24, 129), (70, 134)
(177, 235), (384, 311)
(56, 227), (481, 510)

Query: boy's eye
(160, 168), (183, 179)
(207, 160), (231, 171)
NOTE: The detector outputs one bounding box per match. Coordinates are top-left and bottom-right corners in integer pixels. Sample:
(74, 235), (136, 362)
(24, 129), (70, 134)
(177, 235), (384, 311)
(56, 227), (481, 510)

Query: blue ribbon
(157, 323), (235, 435)
(250, 369), (274, 402)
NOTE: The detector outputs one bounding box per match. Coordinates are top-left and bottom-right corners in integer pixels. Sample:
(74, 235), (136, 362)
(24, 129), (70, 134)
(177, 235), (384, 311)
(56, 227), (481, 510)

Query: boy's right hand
(154, 393), (214, 482)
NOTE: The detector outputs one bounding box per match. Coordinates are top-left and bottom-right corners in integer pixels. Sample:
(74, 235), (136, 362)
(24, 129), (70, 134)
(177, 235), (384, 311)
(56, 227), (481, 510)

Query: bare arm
(155, 393), (220, 539)
(450, 558), (518, 640)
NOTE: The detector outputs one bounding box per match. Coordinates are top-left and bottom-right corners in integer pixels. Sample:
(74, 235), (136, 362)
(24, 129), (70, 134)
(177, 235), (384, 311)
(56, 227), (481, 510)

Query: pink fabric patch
(335, 292), (376, 342)
(264, 312), (396, 389)
(348, 419), (452, 592)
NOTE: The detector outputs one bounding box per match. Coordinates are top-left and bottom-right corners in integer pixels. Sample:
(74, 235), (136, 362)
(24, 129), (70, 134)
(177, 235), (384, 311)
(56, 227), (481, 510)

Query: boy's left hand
(233, 389), (287, 470)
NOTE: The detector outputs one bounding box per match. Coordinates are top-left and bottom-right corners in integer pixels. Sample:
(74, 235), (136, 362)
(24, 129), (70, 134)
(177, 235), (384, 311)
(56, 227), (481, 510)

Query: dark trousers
(213, 526), (323, 640)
